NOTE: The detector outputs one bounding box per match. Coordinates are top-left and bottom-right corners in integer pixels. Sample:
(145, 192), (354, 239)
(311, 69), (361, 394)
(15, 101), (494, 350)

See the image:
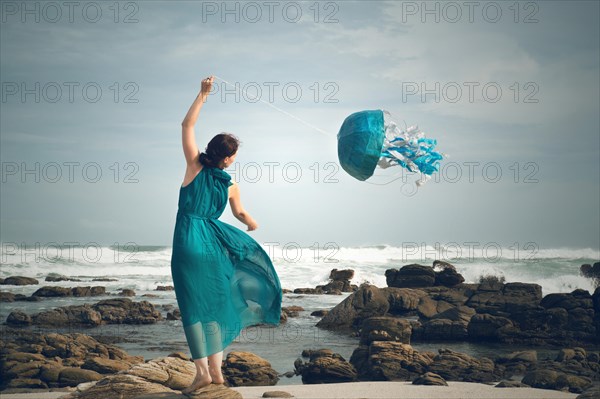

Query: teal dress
(170, 165), (282, 359)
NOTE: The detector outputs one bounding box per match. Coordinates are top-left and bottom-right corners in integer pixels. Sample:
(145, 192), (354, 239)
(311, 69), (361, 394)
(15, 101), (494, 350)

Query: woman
(171, 75), (283, 394)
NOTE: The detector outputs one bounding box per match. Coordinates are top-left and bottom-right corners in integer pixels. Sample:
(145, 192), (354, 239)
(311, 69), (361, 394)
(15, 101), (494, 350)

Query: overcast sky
(1, 1), (599, 252)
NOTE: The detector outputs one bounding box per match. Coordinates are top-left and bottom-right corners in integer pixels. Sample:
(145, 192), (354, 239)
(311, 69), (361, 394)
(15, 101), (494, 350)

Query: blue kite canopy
(337, 109), (385, 181)
(337, 109), (444, 185)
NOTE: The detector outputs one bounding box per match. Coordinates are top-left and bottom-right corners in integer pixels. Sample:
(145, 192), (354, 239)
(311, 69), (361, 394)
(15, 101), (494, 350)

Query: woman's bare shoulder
(181, 164), (203, 187)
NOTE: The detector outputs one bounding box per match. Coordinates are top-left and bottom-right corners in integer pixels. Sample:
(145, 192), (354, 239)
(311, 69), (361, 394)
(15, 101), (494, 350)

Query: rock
(296, 349), (357, 384)
(92, 278), (118, 282)
(310, 310), (328, 317)
(32, 286), (72, 297)
(412, 372), (448, 386)
(350, 341), (434, 381)
(541, 290), (593, 310)
(383, 287), (427, 314)
(0, 329), (143, 390)
(0, 291), (16, 302)
(2, 276), (39, 285)
(593, 287), (600, 312)
(127, 356), (196, 390)
(497, 350), (538, 364)
(51, 357), (230, 398)
(577, 386), (600, 399)
(59, 367), (103, 386)
(168, 352), (190, 361)
(495, 351), (537, 376)
(61, 374), (178, 399)
(522, 369), (593, 393)
(6, 310), (32, 326)
(557, 348), (587, 362)
(311, 269), (357, 294)
(118, 289), (136, 297)
(292, 287), (323, 294)
(495, 380), (529, 387)
(315, 282), (349, 294)
(432, 260), (457, 271)
(431, 305), (475, 323)
(6, 378), (48, 389)
(433, 261), (465, 287)
(18, 294), (41, 302)
(282, 306), (304, 318)
(504, 282), (543, 300)
(316, 284), (389, 331)
(421, 306), (476, 340)
(330, 269), (354, 281)
(156, 285), (174, 291)
(435, 268), (465, 287)
(39, 364), (64, 384)
(423, 286), (471, 306)
(92, 298), (162, 324)
(466, 282), (542, 316)
(521, 369), (559, 390)
(72, 286), (106, 297)
(580, 262), (600, 287)
(386, 265), (436, 288)
(360, 317), (412, 344)
(428, 348), (499, 383)
(422, 319), (469, 341)
(31, 305), (103, 327)
(182, 384), (243, 398)
(530, 289), (598, 341)
(262, 390), (294, 397)
(477, 278), (504, 292)
(298, 348), (334, 362)
(82, 357), (133, 374)
(167, 309), (181, 320)
(45, 275), (82, 282)
(223, 351), (279, 386)
(556, 373), (594, 393)
(31, 286), (106, 297)
(468, 313), (515, 341)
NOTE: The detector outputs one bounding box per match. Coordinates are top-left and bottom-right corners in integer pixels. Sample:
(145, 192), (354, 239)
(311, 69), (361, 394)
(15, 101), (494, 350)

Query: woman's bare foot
(181, 373), (212, 394)
(209, 366), (225, 384)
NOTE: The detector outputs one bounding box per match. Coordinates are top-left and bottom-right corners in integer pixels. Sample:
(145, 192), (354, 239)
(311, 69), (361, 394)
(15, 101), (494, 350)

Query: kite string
(213, 75), (333, 137)
(212, 75), (420, 186)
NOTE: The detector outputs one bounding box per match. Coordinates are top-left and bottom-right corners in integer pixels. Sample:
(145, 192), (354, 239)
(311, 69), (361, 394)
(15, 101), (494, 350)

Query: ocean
(1, 243), (598, 385)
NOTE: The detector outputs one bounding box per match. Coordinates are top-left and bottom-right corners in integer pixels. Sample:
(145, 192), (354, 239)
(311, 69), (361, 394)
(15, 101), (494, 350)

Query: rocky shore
(317, 263), (600, 348)
(1, 261), (599, 398)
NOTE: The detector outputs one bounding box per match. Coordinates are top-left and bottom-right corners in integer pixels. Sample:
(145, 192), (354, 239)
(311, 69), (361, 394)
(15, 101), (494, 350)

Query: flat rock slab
(134, 384), (241, 399)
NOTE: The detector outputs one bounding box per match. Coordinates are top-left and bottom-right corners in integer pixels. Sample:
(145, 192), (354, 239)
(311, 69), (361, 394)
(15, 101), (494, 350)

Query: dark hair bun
(199, 152), (217, 167)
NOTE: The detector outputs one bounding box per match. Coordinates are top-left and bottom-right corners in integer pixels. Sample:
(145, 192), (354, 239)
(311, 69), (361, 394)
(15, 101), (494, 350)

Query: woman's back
(177, 166), (232, 220)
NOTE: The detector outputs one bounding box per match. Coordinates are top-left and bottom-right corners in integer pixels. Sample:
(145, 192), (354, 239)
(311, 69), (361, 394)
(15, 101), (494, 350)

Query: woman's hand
(246, 220), (258, 232)
(200, 76), (214, 96)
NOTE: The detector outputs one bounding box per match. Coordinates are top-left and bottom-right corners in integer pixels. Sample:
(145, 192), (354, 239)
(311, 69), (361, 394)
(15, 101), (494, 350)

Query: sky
(1, 0), (599, 252)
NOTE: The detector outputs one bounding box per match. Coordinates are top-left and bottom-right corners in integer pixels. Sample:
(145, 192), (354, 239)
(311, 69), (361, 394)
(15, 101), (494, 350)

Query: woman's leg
(181, 356), (212, 393)
(208, 350), (225, 384)
(182, 322), (213, 392)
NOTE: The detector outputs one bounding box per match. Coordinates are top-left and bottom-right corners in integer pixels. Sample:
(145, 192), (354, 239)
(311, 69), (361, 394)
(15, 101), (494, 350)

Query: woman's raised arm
(181, 76), (214, 165)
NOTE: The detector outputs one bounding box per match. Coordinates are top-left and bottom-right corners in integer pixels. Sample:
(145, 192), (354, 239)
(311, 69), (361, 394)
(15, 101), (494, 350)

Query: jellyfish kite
(337, 109), (444, 186)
